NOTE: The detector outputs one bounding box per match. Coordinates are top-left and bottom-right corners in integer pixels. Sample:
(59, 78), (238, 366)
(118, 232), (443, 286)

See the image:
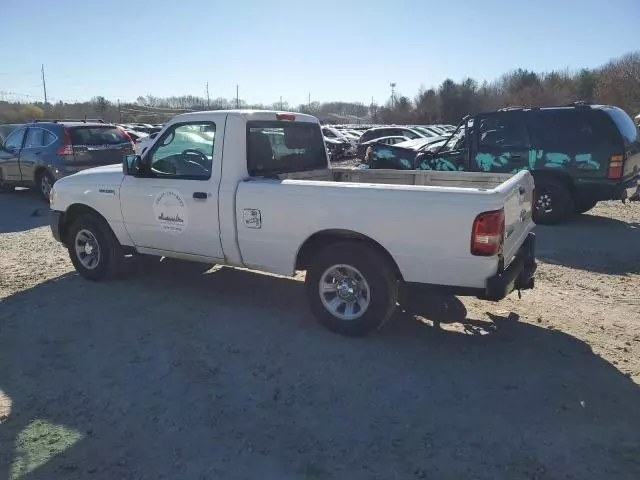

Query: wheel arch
(295, 229), (403, 281)
(530, 169), (575, 194)
(59, 204), (112, 246)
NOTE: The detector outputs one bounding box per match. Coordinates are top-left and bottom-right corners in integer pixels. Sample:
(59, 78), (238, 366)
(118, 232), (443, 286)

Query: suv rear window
(247, 121), (327, 176)
(529, 111), (596, 152)
(70, 126), (130, 146)
(604, 107), (638, 146)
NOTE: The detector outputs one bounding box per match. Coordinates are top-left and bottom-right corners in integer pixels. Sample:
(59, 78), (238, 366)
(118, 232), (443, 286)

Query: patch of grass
(10, 419), (83, 479)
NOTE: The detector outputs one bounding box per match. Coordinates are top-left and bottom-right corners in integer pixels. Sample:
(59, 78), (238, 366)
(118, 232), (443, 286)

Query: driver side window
(149, 122), (215, 180)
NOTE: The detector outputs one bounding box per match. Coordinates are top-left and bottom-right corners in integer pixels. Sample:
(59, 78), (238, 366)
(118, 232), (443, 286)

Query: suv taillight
(471, 209), (505, 256)
(118, 127), (135, 149)
(56, 128), (73, 156)
(607, 155), (623, 179)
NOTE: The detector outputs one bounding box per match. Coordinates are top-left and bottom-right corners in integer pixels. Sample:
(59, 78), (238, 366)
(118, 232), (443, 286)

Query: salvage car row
(1, 104), (638, 227)
(351, 104), (640, 224)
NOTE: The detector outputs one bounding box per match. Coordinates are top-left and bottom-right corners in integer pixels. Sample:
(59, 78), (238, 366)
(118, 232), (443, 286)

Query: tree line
(0, 51), (638, 126)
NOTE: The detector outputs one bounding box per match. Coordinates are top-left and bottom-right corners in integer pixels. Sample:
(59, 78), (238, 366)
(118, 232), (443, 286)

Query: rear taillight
(471, 209), (505, 256)
(607, 155), (623, 179)
(118, 127), (135, 149)
(56, 128), (73, 156)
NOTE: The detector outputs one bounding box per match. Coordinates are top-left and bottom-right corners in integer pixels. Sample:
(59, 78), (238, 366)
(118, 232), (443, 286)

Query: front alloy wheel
(74, 229), (101, 270)
(67, 213), (123, 281)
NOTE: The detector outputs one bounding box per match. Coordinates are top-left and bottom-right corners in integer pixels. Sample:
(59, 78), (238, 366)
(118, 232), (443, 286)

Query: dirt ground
(0, 188), (639, 480)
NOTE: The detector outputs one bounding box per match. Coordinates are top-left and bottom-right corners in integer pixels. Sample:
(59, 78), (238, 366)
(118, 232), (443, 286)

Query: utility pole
(280, 96), (283, 110)
(236, 84), (239, 109)
(41, 64), (48, 106)
(390, 82), (396, 110)
(118, 99), (122, 122)
(308, 92), (311, 111)
(206, 82), (210, 108)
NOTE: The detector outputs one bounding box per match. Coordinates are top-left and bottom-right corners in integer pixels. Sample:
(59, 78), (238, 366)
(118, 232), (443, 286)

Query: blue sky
(2, 0), (638, 106)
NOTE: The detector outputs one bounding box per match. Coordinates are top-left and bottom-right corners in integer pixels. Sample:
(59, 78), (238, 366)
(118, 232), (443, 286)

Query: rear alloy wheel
(306, 243), (398, 336)
(37, 170), (55, 202)
(319, 264), (371, 321)
(533, 178), (573, 225)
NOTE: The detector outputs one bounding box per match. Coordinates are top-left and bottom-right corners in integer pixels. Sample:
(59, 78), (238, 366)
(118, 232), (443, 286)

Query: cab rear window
(247, 121), (327, 176)
(70, 127), (130, 146)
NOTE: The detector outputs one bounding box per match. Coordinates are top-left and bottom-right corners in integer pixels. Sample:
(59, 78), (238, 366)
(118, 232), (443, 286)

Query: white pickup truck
(50, 110), (536, 336)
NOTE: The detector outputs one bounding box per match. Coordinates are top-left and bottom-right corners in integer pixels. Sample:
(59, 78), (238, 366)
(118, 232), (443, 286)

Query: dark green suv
(365, 104), (640, 224)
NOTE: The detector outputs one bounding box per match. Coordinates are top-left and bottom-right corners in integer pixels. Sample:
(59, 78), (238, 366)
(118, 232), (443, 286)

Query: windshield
(436, 119), (470, 153)
(70, 126), (131, 146)
(247, 121), (328, 176)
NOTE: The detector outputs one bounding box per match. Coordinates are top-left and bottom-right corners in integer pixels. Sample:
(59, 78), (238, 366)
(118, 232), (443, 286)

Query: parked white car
(49, 110), (536, 336)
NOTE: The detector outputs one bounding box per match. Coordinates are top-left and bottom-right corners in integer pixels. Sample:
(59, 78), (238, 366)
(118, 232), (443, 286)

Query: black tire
(533, 177), (573, 225)
(573, 196), (598, 214)
(67, 213), (123, 281)
(305, 242), (398, 337)
(36, 170), (55, 202)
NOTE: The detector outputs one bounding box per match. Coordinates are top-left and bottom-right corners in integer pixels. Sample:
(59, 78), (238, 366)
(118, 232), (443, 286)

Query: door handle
(193, 192), (207, 200)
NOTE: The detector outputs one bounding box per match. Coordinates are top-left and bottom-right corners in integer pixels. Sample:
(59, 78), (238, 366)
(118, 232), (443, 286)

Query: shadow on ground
(536, 209), (640, 275)
(1, 264), (639, 479)
(0, 189), (49, 234)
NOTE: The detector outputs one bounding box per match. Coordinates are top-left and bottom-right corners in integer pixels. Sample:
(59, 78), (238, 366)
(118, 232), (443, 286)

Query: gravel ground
(0, 188), (639, 480)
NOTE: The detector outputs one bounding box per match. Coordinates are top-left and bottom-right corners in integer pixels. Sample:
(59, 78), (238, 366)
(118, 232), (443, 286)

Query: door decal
(153, 190), (188, 234)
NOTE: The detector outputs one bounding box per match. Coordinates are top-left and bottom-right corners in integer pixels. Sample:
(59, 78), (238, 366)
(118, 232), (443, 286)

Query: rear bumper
(618, 174), (639, 200)
(482, 232), (536, 301)
(575, 174), (639, 201)
(399, 233), (537, 304)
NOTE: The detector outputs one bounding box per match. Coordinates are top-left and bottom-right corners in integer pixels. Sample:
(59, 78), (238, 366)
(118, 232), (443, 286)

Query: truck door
(471, 112), (531, 173)
(120, 119), (224, 260)
(0, 127), (27, 182)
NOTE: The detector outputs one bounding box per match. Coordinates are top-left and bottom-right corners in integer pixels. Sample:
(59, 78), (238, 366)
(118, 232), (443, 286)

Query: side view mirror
(123, 154), (147, 176)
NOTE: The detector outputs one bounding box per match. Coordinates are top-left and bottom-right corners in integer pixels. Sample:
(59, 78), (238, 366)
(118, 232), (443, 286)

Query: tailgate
(70, 126), (133, 167)
(501, 171), (535, 266)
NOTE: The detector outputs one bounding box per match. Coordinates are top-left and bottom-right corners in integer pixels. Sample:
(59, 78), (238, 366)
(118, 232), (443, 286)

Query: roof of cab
(173, 110), (319, 123)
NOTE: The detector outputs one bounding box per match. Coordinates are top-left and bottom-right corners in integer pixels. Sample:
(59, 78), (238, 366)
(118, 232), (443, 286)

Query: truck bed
(281, 167), (512, 190)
